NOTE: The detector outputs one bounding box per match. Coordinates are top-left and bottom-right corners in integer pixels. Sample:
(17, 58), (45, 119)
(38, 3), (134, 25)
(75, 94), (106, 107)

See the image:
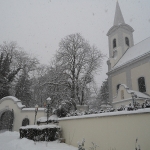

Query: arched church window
(125, 37), (129, 46)
(113, 39), (116, 48)
(22, 118), (29, 126)
(138, 77), (146, 92)
(117, 84), (121, 92)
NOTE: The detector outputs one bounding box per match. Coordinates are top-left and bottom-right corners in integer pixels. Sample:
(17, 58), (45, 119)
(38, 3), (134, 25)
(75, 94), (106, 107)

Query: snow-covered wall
(59, 109), (150, 150)
(0, 96), (46, 131)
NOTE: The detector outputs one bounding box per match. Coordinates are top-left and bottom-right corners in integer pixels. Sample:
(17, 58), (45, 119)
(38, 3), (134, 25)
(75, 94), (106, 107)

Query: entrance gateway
(0, 109), (14, 131)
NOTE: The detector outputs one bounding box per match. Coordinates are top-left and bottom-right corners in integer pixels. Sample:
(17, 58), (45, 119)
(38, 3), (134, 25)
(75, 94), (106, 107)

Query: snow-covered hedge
(20, 124), (61, 141)
(65, 100), (150, 118)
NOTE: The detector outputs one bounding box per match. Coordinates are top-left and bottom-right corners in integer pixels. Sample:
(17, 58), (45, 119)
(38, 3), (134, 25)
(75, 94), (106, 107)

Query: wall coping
(112, 97), (148, 104)
(21, 108), (45, 112)
(58, 108), (150, 121)
(0, 96), (26, 109)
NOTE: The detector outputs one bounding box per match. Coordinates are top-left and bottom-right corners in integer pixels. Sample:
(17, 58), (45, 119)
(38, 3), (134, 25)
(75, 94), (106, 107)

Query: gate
(0, 109), (14, 131)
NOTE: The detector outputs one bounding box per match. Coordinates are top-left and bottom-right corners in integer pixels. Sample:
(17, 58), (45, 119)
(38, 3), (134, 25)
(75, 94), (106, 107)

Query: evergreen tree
(15, 68), (32, 107)
(97, 78), (109, 106)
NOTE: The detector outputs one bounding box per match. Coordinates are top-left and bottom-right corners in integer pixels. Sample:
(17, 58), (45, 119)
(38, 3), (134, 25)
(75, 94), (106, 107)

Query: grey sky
(0, 0), (150, 88)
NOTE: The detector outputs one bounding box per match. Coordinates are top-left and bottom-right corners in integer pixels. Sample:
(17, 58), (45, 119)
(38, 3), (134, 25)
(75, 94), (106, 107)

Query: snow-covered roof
(49, 115), (58, 120)
(128, 90), (150, 99)
(22, 108), (45, 111)
(20, 124), (60, 129)
(0, 96), (47, 110)
(0, 96), (26, 109)
(37, 115), (58, 122)
(16, 102), (26, 109)
(119, 84), (150, 99)
(111, 37), (150, 71)
(1, 96), (21, 103)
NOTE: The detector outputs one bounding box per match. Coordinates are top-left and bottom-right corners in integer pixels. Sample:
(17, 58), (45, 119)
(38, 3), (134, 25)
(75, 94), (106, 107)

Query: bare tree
(0, 42), (23, 98)
(31, 64), (49, 107)
(0, 41), (39, 103)
(54, 33), (104, 109)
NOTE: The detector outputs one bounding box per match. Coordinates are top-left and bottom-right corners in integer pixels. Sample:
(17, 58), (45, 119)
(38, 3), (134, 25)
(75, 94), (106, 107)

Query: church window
(121, 90), (124, 99)
(138, 77), (146, 92)
(113, 39), (116, 48)
(22, 118), (29, 126)
(117, 84), (121, 92)
(125, 37), (129, 46)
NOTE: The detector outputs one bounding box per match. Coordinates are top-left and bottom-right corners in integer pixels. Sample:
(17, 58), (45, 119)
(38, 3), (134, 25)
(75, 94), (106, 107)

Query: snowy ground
(0, 131), (77, 150)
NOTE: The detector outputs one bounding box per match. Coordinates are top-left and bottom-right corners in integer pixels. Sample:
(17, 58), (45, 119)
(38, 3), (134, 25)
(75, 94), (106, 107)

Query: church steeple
(114, 1), (125, 25)
(107, 1), (134, 70)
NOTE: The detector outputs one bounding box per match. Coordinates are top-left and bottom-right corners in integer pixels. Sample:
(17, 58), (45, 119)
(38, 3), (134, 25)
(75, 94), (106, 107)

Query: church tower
(107, 1), (134, 71)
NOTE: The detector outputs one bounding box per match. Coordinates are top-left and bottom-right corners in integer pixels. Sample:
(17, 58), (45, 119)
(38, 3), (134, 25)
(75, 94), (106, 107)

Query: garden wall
(0, 96), (45, 131)
(58, 109), (150, 150)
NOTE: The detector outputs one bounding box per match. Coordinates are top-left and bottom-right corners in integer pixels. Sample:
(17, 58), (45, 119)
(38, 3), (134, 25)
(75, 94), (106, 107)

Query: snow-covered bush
(142, 100), (150, 108)
(20, 125), (60, 141)
(78, 139), (85, 150)
(89, 142), (99, 150)
(56, 100), (72, 117)
(58, 100), (150, 118)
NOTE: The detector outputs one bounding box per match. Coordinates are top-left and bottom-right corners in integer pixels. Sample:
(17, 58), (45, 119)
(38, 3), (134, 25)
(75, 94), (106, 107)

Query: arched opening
(0, 109), (14, 131)
(125, 37), (129, 46)
(113, 39), (117, 48)
(22, 118), (29, 126)
(138, 77), (146, 92)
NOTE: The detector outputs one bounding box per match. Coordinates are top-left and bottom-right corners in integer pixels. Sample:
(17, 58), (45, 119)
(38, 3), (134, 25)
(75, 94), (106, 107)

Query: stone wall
(59, 109), (150, 150)
(0, 96), (46, 131)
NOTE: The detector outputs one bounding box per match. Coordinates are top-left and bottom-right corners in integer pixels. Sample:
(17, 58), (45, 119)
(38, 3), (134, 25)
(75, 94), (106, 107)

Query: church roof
(114, 1), (125, 25)
(111, 37), (150, 71)
(120, 84), (150, 99)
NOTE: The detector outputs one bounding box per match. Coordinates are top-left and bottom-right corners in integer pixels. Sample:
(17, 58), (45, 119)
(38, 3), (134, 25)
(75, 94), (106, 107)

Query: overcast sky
(0, 0), (150, 88)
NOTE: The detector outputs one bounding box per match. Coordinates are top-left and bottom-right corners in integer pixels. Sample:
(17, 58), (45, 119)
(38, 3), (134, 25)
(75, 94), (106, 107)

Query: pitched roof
(120, 84), (150, 99)
(111, 37), (150, 71)
(114, 1), (125, 25)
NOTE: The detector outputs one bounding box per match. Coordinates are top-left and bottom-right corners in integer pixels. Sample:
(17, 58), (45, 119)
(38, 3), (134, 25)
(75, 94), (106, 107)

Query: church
(107, 1), (150, 109)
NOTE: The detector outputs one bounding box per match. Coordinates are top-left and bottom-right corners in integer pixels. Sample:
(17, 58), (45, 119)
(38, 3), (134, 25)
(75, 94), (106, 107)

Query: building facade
(107, 2), (150, 109)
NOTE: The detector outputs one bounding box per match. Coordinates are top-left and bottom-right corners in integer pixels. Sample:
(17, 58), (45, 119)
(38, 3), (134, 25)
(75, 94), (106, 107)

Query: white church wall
(112, 85), (133, 109)
(122, 32), (131, 51)
(109, 34), (118, 57)
(112, 99), (132, 109)
(131, 62), (150, 95)
(113, 85), (131, 102)
(59, 109), (150, 150)
(109, 46), (122, 69)
(111, 72), (126, 98)
(109, 55), (150, 106)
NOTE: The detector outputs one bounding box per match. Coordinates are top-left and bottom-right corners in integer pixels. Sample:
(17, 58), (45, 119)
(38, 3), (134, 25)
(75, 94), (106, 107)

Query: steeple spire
(114, 1), (125, 25)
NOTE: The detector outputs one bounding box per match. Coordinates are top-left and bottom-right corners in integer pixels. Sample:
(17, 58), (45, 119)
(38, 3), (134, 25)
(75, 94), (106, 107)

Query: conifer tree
(97, 78), (109, 105)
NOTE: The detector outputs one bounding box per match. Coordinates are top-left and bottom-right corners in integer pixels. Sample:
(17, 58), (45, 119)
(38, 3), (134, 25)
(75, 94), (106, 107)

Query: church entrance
(0, 109), (14, 131)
